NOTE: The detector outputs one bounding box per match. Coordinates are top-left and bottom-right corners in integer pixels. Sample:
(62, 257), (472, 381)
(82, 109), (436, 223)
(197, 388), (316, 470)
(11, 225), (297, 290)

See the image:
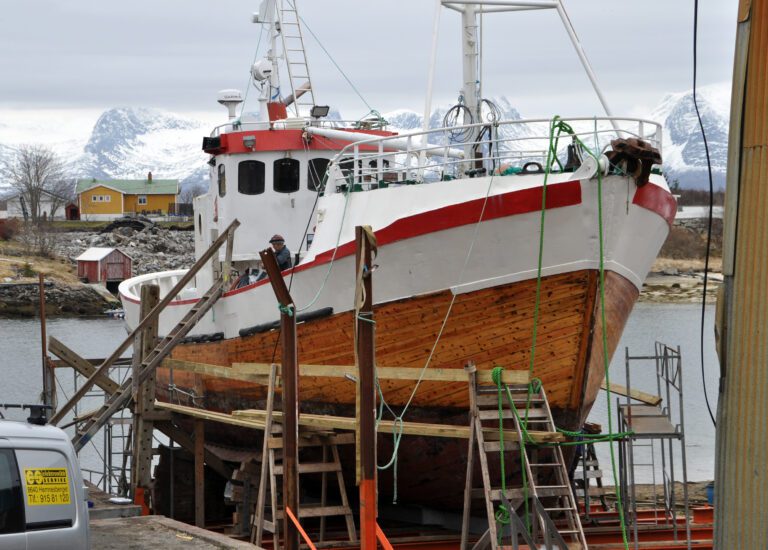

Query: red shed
(76, 247), (132, 284)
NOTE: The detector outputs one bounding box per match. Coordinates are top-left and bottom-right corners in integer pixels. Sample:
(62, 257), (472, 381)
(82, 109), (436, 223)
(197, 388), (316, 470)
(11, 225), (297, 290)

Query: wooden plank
(48, 336), (120, 394)
(162, 358), (273, 385)
(268, 433), (356, 449)
(154, 421), (234, 483)
(600, 381), (662, 406)
(230, 362), (529, 385)
(273, 462), (341, 475)
(156, 401), (269, 430)
(234, 408), (560, 441)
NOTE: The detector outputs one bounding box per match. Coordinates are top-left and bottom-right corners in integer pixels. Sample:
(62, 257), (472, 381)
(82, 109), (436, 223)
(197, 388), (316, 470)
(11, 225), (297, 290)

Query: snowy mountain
(0, 89), (730, 194)
(77, 107), (211, 189)
(650, 84), (730, 190)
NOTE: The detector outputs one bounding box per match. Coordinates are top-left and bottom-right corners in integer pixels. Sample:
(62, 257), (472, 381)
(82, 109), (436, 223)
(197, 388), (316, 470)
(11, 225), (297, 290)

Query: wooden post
(715, 1), (768, 546)
(460, 361), (477, 550)
(38, 272), (54, 409)
(355, 226), (377, 550)
(131, 284), (159, 507)
(194, 419), (205, 528)
(260, 248), (299, 550)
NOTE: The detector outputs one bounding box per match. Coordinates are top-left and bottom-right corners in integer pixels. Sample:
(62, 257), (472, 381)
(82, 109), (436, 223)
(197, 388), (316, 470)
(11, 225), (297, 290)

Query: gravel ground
(90, 516), (254, 549)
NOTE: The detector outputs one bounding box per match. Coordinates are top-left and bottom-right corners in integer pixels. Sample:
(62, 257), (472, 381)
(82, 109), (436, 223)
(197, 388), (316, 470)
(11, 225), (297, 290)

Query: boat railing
(119, 269), (192, 303)
(209, 118), (389, 138)
(322, 116), (662, 192)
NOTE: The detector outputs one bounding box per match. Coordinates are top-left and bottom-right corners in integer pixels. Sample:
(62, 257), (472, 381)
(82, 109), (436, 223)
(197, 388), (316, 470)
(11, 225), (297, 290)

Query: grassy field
(0, 239), (80, 284)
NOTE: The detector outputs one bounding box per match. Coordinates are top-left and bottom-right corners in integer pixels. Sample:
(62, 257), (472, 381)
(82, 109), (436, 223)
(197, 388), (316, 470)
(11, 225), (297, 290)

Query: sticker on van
(23, 468), (71, 506)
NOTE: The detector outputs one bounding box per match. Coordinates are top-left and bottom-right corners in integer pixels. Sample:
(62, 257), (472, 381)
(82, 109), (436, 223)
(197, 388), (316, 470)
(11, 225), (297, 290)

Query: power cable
(692, 0), (717, 428)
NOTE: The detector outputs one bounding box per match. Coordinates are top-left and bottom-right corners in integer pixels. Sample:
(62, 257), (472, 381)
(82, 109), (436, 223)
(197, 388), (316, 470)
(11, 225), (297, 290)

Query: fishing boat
(118, 0), (675, 507)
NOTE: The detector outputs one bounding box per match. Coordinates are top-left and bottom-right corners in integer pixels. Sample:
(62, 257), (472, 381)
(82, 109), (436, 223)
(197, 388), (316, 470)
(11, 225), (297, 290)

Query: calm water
(0, 303), (719, 484)
(0, 316), (131, 475)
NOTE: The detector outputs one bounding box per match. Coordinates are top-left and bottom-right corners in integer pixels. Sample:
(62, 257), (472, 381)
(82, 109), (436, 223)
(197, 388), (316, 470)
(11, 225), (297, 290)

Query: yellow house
(76, 173), (179, 220)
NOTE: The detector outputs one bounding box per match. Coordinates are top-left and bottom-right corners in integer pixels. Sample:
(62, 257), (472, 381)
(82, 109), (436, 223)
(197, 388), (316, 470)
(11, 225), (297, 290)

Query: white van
(0, 418), (89, 549)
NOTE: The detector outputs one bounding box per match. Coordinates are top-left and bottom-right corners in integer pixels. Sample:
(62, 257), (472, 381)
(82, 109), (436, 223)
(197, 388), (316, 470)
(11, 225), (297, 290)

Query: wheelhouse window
(218, 163), (226, 197)
(238, 160), (265, 195)
(274, 158), (300, 193)
(308, 158), (330, 191)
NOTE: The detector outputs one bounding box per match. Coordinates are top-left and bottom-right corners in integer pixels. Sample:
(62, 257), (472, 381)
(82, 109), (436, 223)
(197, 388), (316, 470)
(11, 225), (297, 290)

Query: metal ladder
(463, 366), (587, 549)
(277, 1), (316, 116)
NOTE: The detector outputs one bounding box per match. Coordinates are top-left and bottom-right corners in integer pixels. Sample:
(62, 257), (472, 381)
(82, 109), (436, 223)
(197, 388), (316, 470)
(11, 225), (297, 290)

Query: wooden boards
(154, 401), (563, 444)
(163, 358), (529, 386)
(165, 269), (639, 433)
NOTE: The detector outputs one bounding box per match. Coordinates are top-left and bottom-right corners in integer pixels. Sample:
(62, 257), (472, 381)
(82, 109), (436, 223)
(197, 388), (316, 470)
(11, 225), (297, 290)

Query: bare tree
(3, 145), (67, 224)
(179, 183), (206, 205)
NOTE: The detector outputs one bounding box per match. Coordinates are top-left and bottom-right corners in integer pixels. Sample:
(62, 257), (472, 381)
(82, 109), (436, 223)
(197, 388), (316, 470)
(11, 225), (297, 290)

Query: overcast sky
(0, 0), (739, 122)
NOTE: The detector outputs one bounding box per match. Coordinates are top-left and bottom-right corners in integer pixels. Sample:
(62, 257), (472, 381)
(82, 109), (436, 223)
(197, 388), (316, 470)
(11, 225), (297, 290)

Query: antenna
(217, 89), (244, 120)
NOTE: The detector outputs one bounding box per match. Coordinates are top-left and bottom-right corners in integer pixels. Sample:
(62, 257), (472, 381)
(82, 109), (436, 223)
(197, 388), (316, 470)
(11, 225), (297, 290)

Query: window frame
(273, 158), (300, 194)
(307, 158), (330, 191)
(238, 160), (266, 196)
(137, 195), (147, 206)
(218, 163), (227, 197)
(0, 449), (25, 534)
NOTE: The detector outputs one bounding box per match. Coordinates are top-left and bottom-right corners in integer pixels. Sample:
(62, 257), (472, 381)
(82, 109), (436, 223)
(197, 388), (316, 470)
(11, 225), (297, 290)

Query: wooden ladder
(462, 365), (587, 549)
(250, 365), (357, 549)
(50, 220), (239, 452)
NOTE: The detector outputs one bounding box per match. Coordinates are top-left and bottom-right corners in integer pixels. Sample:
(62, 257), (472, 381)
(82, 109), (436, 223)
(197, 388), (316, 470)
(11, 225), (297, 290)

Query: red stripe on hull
(633, 182), (677, 226)
(122, 179), (583, 306)
(311, 179), (582, 265)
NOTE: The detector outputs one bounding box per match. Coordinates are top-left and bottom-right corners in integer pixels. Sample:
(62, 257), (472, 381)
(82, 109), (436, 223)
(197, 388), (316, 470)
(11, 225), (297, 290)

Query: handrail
(320, 116), (662, 190)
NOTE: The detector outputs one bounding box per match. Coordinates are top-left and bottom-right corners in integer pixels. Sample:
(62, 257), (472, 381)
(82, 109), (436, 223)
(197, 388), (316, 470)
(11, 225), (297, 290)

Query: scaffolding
(618, 342), (691, 550)
(58, 359), (134, 495)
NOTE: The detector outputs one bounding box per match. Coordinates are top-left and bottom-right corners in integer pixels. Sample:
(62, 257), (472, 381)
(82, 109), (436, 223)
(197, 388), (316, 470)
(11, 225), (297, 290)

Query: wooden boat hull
(159, 268), (637, 508)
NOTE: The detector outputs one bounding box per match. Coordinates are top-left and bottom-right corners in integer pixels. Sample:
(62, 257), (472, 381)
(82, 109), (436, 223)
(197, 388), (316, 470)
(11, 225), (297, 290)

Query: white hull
(119, 171), (674, 338)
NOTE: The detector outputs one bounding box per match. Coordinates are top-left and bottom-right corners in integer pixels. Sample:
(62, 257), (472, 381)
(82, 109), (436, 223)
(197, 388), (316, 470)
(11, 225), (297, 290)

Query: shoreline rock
(0, 280), (119, 318)
(639, 270), (721, 304)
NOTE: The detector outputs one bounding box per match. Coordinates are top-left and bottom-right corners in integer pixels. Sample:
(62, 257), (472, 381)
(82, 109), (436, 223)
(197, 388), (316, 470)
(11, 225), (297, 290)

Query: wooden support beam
(163, 356), (530, 388)
(131, 284), (160, 501)
(194, 419), (205, 528)
(355, 226), (377, 550)
(260, 246), (300, 550)
(155, 421), (233, 479)
(48, 336), (120, 395)
(162, 358), (273, 384)
(154, 401), (564, 443)
(600, 381), (662, 406)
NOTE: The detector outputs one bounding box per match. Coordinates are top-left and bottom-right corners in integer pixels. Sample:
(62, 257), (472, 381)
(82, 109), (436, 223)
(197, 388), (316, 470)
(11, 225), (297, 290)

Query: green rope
(492, 366), (530, 537)
(278, 303), (294, 317)
(295, 188), (351, 312)
(517, 116), (630, 548)
(593, 144), (630, 550)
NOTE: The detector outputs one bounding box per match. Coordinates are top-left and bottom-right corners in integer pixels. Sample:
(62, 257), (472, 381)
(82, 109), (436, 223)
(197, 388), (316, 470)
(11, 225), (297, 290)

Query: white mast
(441, 0), (618, 132)
(252, 0), (281, 122)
